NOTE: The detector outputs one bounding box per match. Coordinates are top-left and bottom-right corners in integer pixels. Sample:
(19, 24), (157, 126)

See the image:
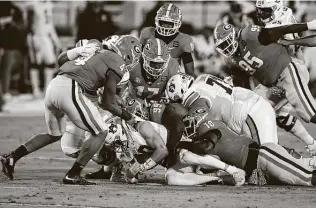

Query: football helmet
(102, 35), (142, 71)
(165, 73), (194, 102)
(155, 3), (182, 36)
(183, 106), (217, 141)
(256, 0), (283, 24)
(124, 96), (149, 120)
(142, 38), (170, 77)
(214, 23), (238, 58)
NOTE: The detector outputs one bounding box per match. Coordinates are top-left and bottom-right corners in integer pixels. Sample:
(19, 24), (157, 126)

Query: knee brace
(276, 114), (297, 132)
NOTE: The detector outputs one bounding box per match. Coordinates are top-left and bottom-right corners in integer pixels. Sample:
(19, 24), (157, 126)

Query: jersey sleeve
(105, 52), (128, 79)
(182, 87), (200, 108)
(168, 58), (180, 76)
(182, 34), (194, 53)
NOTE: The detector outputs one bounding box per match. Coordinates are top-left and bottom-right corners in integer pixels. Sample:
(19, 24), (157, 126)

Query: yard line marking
(0, 202), (103, 208)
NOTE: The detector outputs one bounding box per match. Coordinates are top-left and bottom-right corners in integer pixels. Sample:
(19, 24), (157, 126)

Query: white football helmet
(165, 73), (194, 102)
(256, 0), (283, 24)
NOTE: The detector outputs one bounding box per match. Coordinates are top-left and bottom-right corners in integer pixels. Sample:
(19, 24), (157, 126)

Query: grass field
(1, 115), (316, 208)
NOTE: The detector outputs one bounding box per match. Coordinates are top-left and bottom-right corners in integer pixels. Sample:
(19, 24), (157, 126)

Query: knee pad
(276, 114), (297, 132)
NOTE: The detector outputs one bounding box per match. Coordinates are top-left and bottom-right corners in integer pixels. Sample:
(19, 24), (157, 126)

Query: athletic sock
(12, 145), (29, 162)
(66, 162), (84, 177)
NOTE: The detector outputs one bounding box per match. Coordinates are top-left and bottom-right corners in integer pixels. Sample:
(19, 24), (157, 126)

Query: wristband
(307, 21), (316, 31)
(141, 157), (157, 171)
(121, 109), (133, 121)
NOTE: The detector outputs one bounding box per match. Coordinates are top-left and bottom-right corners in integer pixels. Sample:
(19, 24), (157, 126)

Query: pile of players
(2, 1), (316, 187)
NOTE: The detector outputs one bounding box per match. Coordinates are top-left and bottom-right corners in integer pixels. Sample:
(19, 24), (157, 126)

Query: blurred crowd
(0, 0), (316, 111)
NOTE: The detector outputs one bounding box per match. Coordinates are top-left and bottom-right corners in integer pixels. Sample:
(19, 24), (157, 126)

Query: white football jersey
(265, 6), (297, 39)
(28, 1), (54, 36)
(182, 74), (260, 135)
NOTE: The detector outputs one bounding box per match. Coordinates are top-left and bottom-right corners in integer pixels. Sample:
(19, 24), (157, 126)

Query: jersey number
(136, 86), (159, 99)
(206, 76), (233, 95)
(238, 51), (263, 75)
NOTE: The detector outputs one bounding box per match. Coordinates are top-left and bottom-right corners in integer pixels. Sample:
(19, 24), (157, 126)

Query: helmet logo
(195, 108), (206, 114)
(134, 45), (141, 53)
(145, 42), (152, 51)
(109, 123), (118, 134)
(223, 24), (232, 31)
(168, 83), (175, 93)
(127, 98), (135, 106)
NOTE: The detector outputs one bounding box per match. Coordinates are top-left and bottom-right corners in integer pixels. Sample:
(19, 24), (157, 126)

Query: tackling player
(26, 0), (61, 98)
(139, 3), (195, 77)
(0, 35), (140, 185)
(166, 105), (316, 187)
(214, 21), (316, 154)
(166, 73), (280, 146)
(230, 0), (315, 156)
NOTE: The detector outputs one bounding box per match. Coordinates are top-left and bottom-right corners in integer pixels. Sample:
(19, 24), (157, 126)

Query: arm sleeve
(258, 23), (308, 45)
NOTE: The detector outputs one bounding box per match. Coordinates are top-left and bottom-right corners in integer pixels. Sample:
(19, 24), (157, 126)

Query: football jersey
(186, 103), (253, 169)
(232, 24), (291, 86)
(27, 1), (54, 36)
(182, 74), (260, 135)
(59, 50), (127, 93)
(139, 27), (194, 65)
(129, 58), (180, 101)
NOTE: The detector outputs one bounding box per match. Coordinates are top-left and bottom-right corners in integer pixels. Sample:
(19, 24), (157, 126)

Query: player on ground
(0, 35), (140, 185)
(166, 105), (316, 186)
(139, 3), (195, 77)
(26, 0), (61, 98)
(214, 22), (316, 154)
(165, 73), (279, 145)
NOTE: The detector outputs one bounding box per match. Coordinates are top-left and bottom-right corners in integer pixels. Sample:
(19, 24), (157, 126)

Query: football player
(139, 3), (195, 77)
(0, 35), (140, 185)
(165, 73), (279, 145)
(26, 0), (61, 98)
(214, 22), (316, 154)
(231, 0), (315, 157)
(166, 105), (316, 187)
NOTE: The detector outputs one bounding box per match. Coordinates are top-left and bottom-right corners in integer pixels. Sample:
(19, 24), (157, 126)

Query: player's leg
(27, 34), (42, 98)
(0, 80), (66, 180)
(60, 78), (108, 185)
(42, 36), (56, 93)
(276, 104), (316, 150)
(278, 59), (316, 123)
(258, 143), (316, 186)
(246, 97), (279, 145)
(178, 149), (245, 186)
(165, 161), (221, 186)
(61, 120), (85, 158)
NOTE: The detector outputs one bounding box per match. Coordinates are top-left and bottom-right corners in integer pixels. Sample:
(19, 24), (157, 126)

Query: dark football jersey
(59, 50), (127, 93)
(140, 27), (194, 65)
(129, 58), (179, 101)
(232, 24), (291, 86)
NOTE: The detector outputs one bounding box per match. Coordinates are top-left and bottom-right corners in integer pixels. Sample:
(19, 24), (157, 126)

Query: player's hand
(307, 19), (316, 30)
(125, 115), (136, 126)
(278, 38), (293, 46)
(306, 140), (316, 156)
(81, 43), (100, 58)
(124, 160), (144, 183)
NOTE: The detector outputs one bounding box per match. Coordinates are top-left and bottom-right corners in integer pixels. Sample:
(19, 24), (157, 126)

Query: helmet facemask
(183, 116), (198, 140)
(155, 17), (181, 36)
(215, 30), (238, 58)
(142, 52), (170, 78)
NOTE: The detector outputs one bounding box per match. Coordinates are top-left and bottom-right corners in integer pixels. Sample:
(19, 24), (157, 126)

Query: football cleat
(0, 153), (15, 180)
(84, 167), (112, 179)
(62, 174), (96, 185)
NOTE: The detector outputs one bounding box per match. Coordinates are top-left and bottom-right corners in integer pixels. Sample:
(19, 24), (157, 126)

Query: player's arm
(57, 47), (84, 66)
(258, 19), (316, 45)
(101, 70), (133, 121)
(182, 37), (196, 77)
(279, 34), (316, 47)
(139, 28), (149, 49)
